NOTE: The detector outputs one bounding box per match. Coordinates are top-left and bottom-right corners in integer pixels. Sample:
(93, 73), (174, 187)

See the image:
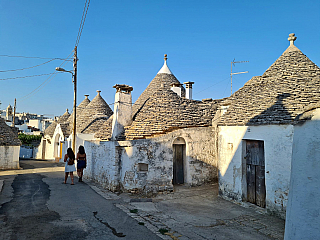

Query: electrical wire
(18, 50), (74, 101)
(0, 73), (59, 81)
(193, 76), (230, 96)
(0, 55), (72, 61)
(75, 0), (91, 47)
(75, 0), (88, 45)
(0, 59), (56, 72)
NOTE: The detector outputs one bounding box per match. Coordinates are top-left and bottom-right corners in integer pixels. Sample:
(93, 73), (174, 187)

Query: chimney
(184, 82), (194, 100)
(111, 84), (133, 140)
(170, 83), (183, 97)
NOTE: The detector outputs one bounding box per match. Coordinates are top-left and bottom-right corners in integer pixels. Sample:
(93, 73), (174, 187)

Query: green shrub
(18, 133), (42, 145)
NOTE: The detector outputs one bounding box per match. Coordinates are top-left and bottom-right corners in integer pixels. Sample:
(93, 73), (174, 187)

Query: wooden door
(59, 142), (63, 159)
(246, 140), (266, 208)
(173, 144), (184, 185)
(42, 140), (46, 159)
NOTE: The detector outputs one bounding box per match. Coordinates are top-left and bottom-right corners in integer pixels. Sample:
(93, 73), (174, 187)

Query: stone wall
(0, 146), (20, 169)
(83, 126), (217, 193)
(84, 140), (119, 191)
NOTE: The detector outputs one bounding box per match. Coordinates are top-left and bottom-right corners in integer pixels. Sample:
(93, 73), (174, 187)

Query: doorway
(245, 140), (266, 208)
(42, 140), (46, 159)
(173, 137), (186, 185)
(54, 134), (60, 160)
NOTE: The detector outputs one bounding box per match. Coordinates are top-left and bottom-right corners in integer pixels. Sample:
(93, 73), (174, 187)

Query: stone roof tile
(77, 91), (113, 133)
(44, 109), (70, 138)
(0, 118), (21, 146)
(126, 89), (220, 140)
(218, 35), (320, 126)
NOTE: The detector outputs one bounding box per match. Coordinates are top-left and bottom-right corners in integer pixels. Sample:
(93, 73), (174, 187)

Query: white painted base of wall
(0, 146), (20, 170)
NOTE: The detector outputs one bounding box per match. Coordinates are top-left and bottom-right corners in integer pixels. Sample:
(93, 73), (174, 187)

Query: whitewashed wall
(83, 127), (217, 193)
(218, 125), (293, 218)
(34, 137), (55, 160)
(0, 146), (20, 170)
(84, 140), (119, 191)
(285, 110), (320, 239)
(20, 146), (33, 158)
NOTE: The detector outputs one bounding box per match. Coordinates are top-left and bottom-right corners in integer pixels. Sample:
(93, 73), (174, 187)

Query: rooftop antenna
(231, 59), (249, 95)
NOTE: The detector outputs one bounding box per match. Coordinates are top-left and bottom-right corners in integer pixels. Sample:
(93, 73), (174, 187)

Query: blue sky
(0, 0), (319, 117)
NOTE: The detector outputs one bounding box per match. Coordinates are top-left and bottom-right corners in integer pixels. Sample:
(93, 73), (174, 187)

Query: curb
(86, 180), (177, 240)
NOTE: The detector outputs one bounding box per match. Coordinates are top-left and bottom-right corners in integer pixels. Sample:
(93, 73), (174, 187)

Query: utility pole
(231, 59), (249, 95)
(72, 46), (77, 152)
(12, 98), (16, 127)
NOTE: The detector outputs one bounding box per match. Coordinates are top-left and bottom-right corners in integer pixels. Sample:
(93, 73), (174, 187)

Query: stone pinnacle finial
(96, 90), (101, 95)
(66, 108), (69, 113)
(84, 94), (89, 99)
(288, 33), (297, 46)
(164, 54), (168, 61)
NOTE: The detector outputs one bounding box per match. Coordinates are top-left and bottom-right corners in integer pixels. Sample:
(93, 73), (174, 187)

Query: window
(138, 163), (148, 172)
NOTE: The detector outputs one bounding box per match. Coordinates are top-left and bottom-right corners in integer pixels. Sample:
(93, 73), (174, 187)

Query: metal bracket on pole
(231, 59), (249, 95)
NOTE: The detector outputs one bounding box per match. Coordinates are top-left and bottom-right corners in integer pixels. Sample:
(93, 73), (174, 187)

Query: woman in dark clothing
(76, 145), (87, 182)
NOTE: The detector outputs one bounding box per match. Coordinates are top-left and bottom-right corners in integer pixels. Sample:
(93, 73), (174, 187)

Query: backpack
(68, 157), (75, 165)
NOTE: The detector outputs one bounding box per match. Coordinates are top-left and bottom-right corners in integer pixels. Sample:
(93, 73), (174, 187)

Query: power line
(0, 59), (56, 72)
(0, 72), (60, 81)
(0, 55), (72, 61)
(18, 50), (74, 101)
(75, 0), (91, 47)
(193, 76), (230, 96)
(76, 0), (88, 45)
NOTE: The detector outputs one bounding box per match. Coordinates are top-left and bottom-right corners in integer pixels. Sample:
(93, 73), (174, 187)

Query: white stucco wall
(34, 137), (54, 160)
(218, 125), (293, 218)
(285, 111), (320, 239)
(83, 127), (217, 193)
(20, 146), (33, 158)
(84, 140), (119, 191)
(0, 146), (20, 169)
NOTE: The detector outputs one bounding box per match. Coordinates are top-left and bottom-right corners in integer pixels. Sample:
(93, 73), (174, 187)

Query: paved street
(0, 159), (285, 240)
(0, 160), (161, 240)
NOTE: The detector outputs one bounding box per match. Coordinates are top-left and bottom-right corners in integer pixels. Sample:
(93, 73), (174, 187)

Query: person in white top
(63, 148), (76, 185)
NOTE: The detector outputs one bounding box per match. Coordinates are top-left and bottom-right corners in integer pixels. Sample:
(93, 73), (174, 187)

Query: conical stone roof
(126, 88), (219, 140)
(218, 33), (320, 126)
(132, 55), (185, 117)
(82, 115), (113, 139)
(0, 117), (21, 146)
(44, 109), (70, 138)
(77, 91), (113, 133)
(66, 95), (91, 136)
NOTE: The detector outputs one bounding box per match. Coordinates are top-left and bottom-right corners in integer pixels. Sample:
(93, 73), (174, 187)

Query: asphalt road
(0, 159), (161, 240)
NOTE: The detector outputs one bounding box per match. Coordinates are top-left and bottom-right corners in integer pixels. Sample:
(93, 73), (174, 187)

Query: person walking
(64, 148), (76, 185)
(76, 145), (87, 182)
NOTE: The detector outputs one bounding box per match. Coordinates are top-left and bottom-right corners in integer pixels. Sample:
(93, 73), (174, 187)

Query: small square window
(138, 163), (148, 172)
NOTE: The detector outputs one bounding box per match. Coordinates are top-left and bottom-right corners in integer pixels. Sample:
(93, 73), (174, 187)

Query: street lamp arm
(55, 67), (74, 76)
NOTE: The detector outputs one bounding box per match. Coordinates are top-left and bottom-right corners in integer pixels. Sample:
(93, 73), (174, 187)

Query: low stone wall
(83, 126), (217, 194)
(0, 146), (20, 170)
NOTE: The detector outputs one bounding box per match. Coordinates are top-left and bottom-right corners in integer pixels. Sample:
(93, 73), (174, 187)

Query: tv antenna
(231, 59), (249, 95)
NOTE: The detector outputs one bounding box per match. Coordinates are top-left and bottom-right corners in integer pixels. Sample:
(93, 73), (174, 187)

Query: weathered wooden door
(42, 140), (46, 159)
(173, 144), (184, 185)
(246, 140), (266, 208)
